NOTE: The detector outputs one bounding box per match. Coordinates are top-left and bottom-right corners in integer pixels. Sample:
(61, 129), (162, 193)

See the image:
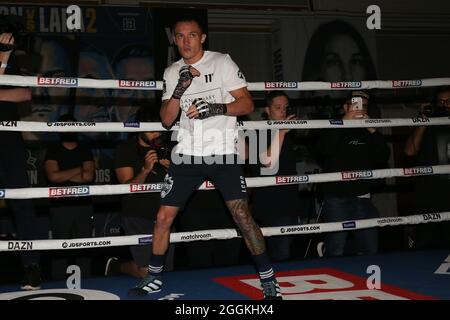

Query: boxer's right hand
(172, 65), (200, 100)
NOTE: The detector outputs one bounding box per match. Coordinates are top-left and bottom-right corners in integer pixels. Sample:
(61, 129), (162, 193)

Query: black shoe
(21, 264), (42, 290)
(128, 274), (163, 296)
(104, 257), (120, 276)
(262, 280), (282, 300)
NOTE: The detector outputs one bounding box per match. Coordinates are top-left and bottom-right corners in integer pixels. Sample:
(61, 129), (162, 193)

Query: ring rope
(1, 165), (447, 199)
(1, 212), (448, 251)
(0, 117), (447, 132)
(0, 74), (449, 91)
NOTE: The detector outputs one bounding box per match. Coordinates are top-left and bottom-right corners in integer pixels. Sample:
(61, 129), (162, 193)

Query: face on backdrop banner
(273, 17), (377, 119)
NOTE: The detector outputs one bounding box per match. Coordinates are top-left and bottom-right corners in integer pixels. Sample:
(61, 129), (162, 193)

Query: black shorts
(160, 154), (248, 208)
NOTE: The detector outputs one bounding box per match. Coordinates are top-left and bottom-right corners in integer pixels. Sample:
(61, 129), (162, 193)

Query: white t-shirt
(162, 51), (247, 156)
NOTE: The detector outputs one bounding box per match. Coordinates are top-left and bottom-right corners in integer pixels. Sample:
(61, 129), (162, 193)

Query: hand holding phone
(351, 97), (364, 118)
(351, 97), (363, 111)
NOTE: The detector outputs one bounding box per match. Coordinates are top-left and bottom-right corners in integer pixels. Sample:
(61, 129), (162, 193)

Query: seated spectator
(44, 114), (95, 280)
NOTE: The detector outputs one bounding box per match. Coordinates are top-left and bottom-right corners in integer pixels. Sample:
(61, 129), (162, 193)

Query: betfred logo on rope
(276, 175), (309, 184)
(330, 81), (361, 88)
(130, 183), (162, 193)
(392, 80), (422, 87)
(214, 268), (436, 300)
(341, 171), (373, 180)
(49, 186), (90, 197)
(0, 189), (4, 198)
(264, 82), (298, 89)
(119, 80), (157, 88)
(37, 77), (78, 87)
(403, 167), (433, 175)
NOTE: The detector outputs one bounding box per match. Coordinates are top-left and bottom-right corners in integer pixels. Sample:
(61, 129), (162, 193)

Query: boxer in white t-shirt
(129, 16), (282, 300)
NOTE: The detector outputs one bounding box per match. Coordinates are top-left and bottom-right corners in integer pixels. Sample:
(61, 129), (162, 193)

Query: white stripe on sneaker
(259, 269), (274, 275)
(149, 267), (163, 273)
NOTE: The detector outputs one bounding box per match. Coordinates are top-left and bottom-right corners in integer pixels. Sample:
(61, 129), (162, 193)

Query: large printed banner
(0, 5), (206, 187)
(272, 16), (378, 119)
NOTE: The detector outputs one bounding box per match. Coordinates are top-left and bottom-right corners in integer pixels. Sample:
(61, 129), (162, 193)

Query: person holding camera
(404, 86), (450, 248)
(250, 91), (301, 261)
(0, 32), (43, 289)
(315, 91), (390, 257)
(107, 108), (174, 279)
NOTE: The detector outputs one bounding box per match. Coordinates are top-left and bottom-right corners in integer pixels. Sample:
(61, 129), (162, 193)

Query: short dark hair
(265, 91), (289, 107)
(172, 16), (205, 35)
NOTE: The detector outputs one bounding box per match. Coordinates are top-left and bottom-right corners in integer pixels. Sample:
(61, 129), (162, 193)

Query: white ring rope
(1, 212), (448, 251)
(0, 117), (448, 132)
(0, 74), (449, 91)
(1, 165), (447, 199)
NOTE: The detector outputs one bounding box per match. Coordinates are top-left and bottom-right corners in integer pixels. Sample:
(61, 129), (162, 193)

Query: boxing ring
(0, 75), (450, 300)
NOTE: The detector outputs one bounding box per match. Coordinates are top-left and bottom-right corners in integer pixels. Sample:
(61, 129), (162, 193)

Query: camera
(286, 105), (296, 117)
(421, 104), (450, 117)
(142, 132), (171, 160)
(0, 15), (33, 52)
(156, 146), (171, 160)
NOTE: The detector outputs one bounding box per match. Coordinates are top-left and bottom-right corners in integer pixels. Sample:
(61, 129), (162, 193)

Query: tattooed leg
(226, 199), (266, 255)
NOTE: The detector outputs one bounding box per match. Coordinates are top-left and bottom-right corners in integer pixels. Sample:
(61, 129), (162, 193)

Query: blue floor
(1, 250), (449, 300)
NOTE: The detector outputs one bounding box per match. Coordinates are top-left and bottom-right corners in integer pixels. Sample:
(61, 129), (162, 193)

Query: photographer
(315, 91), (390, 257)
(404, 86), (450, 248)
(405, 86), (450, 157)
(106, 108), (174, 279)
(0, 31), (42, 289)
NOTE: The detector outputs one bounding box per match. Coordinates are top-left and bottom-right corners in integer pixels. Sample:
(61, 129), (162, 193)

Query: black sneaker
(105, 257), (120, 276)
(21, 264), (42, 290)
(262, 280), (282, 300)
(128, 274), (163, 296)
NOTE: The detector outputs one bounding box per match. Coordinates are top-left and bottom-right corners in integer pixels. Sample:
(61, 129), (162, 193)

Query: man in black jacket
(315, 91), (390, 257)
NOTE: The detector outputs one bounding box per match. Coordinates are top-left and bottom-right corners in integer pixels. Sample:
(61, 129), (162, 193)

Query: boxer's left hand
(186, 98), (227, 119)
